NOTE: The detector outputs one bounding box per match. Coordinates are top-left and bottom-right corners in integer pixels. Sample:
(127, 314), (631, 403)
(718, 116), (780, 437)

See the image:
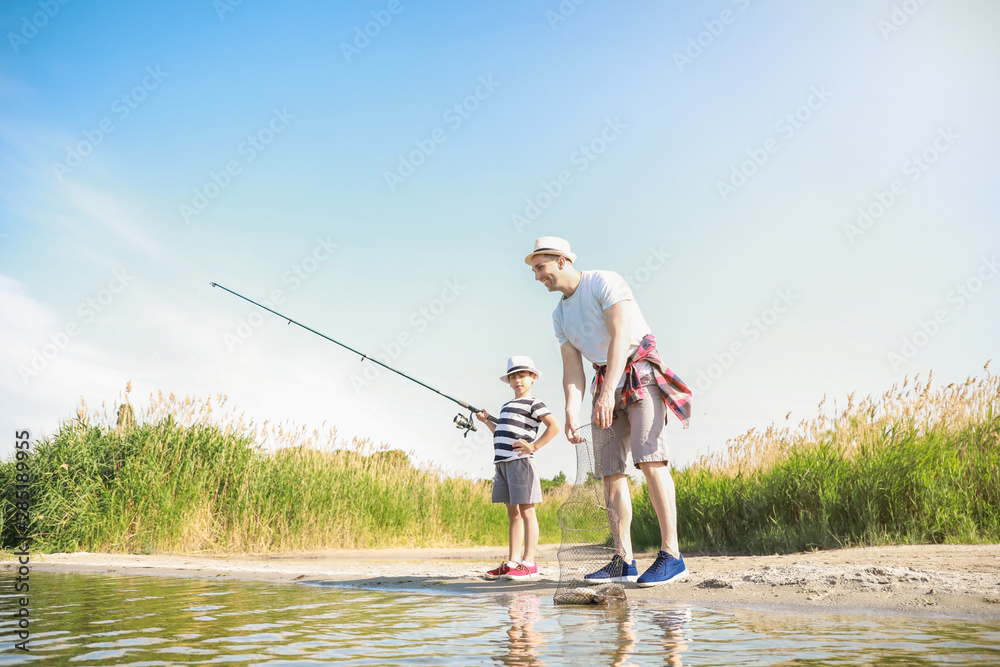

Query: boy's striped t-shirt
(493, 397), (551, 463)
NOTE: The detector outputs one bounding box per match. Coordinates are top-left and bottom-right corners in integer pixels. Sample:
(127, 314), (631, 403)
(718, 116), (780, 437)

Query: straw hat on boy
(500, 356), (541, 382)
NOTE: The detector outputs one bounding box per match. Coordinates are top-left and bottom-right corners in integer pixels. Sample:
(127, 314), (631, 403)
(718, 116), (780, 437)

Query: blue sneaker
(637, 551), (689, 587)
(583, 554), (638, 583)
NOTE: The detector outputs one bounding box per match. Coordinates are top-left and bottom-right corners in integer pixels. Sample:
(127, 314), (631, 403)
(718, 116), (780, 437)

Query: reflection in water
(549, 598), (692, 666)
(499, 594), (547, 666)
(609, 604), (638, 667)
(648, 607), (691, 667)
(1, 572), (998, 666)
(603, 603), (690, 667)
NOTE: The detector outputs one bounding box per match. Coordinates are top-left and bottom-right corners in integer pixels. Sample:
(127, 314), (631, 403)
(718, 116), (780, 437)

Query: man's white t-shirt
(552, 270), (652, 389)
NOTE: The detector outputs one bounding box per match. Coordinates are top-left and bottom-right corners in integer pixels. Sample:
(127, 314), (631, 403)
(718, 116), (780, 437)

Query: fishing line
(210, 282), (496, 435)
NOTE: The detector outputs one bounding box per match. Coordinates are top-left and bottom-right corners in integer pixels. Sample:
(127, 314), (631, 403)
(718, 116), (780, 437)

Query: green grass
(631, 369), (1000, 554)
(0, 395), (567, 554)
(4, 368), (997, 556)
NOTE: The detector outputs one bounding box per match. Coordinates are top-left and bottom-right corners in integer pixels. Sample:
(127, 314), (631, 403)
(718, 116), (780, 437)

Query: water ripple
(0, 573), (997, 666)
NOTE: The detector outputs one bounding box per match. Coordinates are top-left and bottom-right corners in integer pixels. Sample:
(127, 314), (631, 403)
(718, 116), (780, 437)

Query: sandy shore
(12, 544), (1000, 619)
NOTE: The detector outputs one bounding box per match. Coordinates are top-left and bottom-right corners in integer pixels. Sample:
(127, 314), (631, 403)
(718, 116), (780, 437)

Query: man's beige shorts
(599, 382), (670, 477)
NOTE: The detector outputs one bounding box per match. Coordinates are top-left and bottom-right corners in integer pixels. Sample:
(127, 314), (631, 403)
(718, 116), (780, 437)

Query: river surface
(1, 572), (998, 665)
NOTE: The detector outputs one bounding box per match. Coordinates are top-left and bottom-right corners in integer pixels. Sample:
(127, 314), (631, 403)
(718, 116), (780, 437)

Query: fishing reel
(454, 411), (477, 437)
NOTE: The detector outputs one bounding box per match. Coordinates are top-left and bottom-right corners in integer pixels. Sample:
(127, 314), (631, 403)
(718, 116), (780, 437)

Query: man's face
(531, 255), (561, 291)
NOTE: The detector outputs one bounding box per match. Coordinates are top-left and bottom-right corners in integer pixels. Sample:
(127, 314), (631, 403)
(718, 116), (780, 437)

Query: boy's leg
(507, 502), (523, 562)
(604, 474), (634, 562)
(518, 503), (538, 563)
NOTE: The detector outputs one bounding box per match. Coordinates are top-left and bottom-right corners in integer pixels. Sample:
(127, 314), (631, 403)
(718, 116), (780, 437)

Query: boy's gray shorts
(599, 382), (670, 477)
(492, 457), (543, 506)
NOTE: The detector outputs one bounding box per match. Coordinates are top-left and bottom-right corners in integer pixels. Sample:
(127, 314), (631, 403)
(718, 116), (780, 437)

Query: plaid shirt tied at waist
(592, 334), (692, 429)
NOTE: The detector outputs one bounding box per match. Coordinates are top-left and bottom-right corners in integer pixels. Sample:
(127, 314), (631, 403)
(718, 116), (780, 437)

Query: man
(526, 236), (692, 586)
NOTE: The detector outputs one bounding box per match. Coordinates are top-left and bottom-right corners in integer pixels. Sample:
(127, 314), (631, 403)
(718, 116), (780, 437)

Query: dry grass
(693, 362), (998, 477)
(0, 385), (567, 554)
(631, 363), (1000, 554)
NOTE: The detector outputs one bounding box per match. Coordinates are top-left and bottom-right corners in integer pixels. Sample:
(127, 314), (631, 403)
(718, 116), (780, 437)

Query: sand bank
(13, 544), (1000, 619)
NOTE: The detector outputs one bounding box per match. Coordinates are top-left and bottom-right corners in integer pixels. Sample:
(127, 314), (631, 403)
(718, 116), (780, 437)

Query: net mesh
(553, 424), (627, 605)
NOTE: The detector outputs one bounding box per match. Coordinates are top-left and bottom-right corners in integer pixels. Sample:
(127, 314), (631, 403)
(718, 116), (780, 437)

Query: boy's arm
(560, 341), (586, 443)
(475, 410), (498, 433)
(513, 414), (560, 456)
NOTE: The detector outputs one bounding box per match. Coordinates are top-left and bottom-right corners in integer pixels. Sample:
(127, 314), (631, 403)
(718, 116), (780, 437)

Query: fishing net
(553, 424), (627, 605)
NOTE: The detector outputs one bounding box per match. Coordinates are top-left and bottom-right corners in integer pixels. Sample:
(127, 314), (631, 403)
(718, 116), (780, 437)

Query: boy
(477, 356), (559, 580)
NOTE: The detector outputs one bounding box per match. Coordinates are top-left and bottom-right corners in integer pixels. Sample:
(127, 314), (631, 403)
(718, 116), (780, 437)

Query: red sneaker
(503, 563), (538, 580)
(485, 562), (512, 580)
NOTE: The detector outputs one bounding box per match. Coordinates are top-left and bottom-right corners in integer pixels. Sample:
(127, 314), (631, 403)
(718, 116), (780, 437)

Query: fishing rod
(209, 282), (496, 436)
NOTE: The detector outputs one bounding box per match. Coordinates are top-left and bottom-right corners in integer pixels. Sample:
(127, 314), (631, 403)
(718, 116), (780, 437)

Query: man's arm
(593, 301), (631, 430)
(560, 341), (587, 443)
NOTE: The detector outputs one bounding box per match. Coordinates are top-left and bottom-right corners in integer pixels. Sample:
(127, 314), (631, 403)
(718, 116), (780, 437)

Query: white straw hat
(500, 356), (541, 382)
(524, 236), (577, 265)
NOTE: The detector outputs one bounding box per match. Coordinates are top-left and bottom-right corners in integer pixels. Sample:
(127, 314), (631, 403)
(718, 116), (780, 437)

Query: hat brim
(524, 250), (577, 265)
(500, 370), (540, 383)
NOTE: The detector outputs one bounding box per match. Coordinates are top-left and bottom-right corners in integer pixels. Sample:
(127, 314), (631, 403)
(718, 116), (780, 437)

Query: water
(1, 573), (998, 665)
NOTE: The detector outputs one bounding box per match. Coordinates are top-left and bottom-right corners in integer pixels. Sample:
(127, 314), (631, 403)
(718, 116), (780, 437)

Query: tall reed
(632, 364), (1000, 554)
(0, 388), (567, 553)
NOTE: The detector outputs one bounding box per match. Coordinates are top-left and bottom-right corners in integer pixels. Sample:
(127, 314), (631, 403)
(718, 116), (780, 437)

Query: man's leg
(583, 396), (639, 582)
(627, 389), (687, 585)
(638, 460), (679, 558)
(604, 473), (634, 561)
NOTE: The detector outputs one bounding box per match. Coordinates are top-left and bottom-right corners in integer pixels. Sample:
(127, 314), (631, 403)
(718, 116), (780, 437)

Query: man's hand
(593, 390), (615, 429)
(474, 410), (490, 424)
(565, 416), (584, 443)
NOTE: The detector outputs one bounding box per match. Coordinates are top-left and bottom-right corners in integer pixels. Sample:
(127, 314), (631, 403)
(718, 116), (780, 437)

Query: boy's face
(506, 370), (537, 393)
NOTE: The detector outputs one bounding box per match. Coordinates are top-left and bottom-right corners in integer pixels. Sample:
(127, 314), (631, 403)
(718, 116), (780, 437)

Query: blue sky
(2, 0), (998, 481)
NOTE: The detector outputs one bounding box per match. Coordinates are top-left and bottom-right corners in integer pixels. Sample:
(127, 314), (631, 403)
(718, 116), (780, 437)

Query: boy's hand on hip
(513, 439), (535, 455)
(593, 390), (614, 429)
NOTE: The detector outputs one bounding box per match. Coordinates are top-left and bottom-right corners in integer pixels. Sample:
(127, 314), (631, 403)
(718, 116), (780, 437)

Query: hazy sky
(2, 1), (998, 481)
